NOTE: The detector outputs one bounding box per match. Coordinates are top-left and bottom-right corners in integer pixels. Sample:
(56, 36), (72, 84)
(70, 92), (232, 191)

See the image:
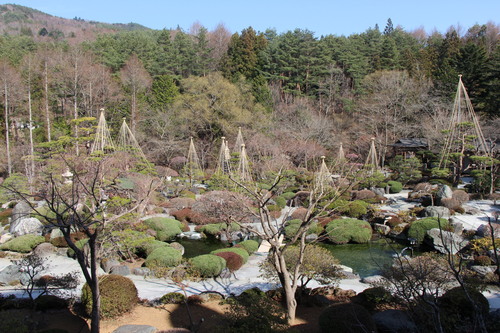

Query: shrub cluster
(387, 180), (403, 193)
(143, 217), (183, 241)
(198, 222), (241, 236)
(318, 302), (376, 333)
(407, 217), (449, 244)
(144, 246), (182, 268)
(235, 240), (259, 254)
(138, 239), (171, 257)
(190, 254), (226, 277)
(0, 234), (45, 253)
(214, 251), (244, 272)
(81, 274), (138, 319)
(284, 219), (322, 238)
(159, 292), (186, 304)
(211, 247), (249, 263)
(325, 218), (372, 244)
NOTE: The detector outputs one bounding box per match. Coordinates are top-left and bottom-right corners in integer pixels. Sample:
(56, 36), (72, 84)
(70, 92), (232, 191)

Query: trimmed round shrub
(143, 217), (182, 241)
(439, 286), (490, 331)
(199, 222), (242, 237)
(34, 295), (67, 311)
(474, 255), (492, 266)
(325, 218), (372, 244)
(159, 292), (186, 304)
(235, 240), (259, 254)
(318, 302), (376, 333)
(274, 196), (287, 209)
(388, 180), (403, 193)
(357, 287), (393, 310)
(211, 247), (249, 263)
(215, 251), (244, 272)
(281, 192), (296, 201)
(345, 200), (370, 218)
(190, 254), (226, 277)
(139, 239), (171, 257)
(144, 246), (182, 268)
(408, 217), (449, 244)
(452, 190), (469, 205)
(0, 234), (45, 253)
(81, 274), (138, 319)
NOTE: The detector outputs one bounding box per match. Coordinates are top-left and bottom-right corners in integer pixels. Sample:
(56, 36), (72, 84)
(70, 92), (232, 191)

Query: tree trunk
(89, 235), (100, 333)
(74, 61), (79, 156)
(44, 60), (52, 142)
(4, 81), (11, 176)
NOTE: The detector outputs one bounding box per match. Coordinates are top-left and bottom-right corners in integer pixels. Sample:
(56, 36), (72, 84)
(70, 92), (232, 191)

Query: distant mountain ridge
(0, 3), (150, 42)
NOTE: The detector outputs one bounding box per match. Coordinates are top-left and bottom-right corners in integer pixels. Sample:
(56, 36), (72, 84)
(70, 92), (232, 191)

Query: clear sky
(5, 0), (500, 36)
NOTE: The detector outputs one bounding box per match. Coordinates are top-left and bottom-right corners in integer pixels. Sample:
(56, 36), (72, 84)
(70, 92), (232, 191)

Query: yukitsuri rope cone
(91, 110), (116, 154)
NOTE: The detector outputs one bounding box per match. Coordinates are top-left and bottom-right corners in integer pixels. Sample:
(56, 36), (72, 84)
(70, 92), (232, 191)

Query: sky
(5, 0), (500, 36)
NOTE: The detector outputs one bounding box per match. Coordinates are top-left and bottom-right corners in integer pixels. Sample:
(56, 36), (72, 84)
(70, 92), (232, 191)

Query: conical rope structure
(314, 155), (332, 195)
(338, 142), (345, 161)
(116, 118), (147, 161)
(91, 110), (115, 154)
(364, 138), (379, 172)
(438, 75), (490, 169)
(234, 126), (245, 153)
(216, 137), (232, 175)
(237, 144), (253, 183)
(186, 137), (204, 183)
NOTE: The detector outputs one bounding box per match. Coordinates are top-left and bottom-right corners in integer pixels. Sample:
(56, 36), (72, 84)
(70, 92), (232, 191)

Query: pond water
(177, 236), (415, 278)
(320, 240), (412, 278)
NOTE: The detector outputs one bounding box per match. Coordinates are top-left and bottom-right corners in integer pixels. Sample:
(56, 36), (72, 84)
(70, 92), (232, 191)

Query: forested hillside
(0, 4), (498, 177)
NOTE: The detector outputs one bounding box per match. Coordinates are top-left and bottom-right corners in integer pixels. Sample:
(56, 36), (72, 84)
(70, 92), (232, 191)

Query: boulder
(0, 264), (23, 286)
(49, 228), (64, 240)
(199, 291), (224, 302)
(425, 228), (469, 254)
(436, 185), (453, 201)
(112, 325), (158, 333)
(169, 242), (185, 255)
(101, 259), (120, 273)
(0, 233), (13, 244)
(33, 242), (57, 256)
(374, 223), (391, 235)
(10, 201), (32, 225)
(361, 275), (385, 284)
(462, 205), (482, 215)
(132, 267), (151, 276)
(448, 218), (464, 235)
(470, 265), (496, 277)
(476, 223), (500, 238)
(110, 265), (131, 276)
(422, 206), (450, 218)
(370, 187), (386, 197)
(10, 217), (44, 236)
(373, 309), (417, 333)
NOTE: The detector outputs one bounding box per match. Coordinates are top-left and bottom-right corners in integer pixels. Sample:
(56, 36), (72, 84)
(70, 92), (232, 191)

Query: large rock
(425, 228), (469, 254)
(132, 267), (151, 276)
(10, 201), (32, 225)
(373, 309), (417, 333)
(101, 259), (120, 273)
(0, 264), (23, 286)
(422, 206), (451, 218)
(10, 217), (44, 236)
(436, 185), (453, 200)
(33, 242), (57, 256)
(470, 265), (496, 277)
(476, 223), (500, 238)
(374, 223), (391, 235)
(112, 325), (158, 333)
(110, 265), (131, 276)
(0, 233), (13, 244)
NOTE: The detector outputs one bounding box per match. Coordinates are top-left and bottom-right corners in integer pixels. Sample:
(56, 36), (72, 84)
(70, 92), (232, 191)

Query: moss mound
(190, 254), (226, 277)
(325, 218), (372, 244)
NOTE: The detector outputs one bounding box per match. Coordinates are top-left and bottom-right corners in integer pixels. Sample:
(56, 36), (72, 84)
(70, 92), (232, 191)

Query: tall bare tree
(120, 54), (152, 134)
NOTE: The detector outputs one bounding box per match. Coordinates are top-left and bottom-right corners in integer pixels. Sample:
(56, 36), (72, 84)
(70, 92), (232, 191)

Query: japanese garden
(0, 4), (499, 333)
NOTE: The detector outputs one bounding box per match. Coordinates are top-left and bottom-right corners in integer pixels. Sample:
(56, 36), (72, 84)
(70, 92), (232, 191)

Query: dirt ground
(0, 301), (322, 333)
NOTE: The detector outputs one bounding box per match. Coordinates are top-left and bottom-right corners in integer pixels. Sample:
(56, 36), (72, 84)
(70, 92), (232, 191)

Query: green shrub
(358, 287), (393, 310)
(0, 234), (45, 253)
(138, 239), (171, 257)
(284, 219), (322, 238)
(143, 217), (182, 241)
(81, 274), (138, 319)
(281, 192), (296, 201)
(235, 240), (259, 254)
(215, 251), (244, 272)
(211, 247), (249, 264)
(318, 303), (376, 333)
(34, 295), (67, 311)
(199, 222), (241, 236)
(159, 292), (186, 304)
(388, 180), (403, 193)
(190, 254), (226, 277)
(266, 204), (281, 212)
(144, 246), (182, 268)
(325, 218), (372, 244)
(274, 196), (287, 209)
(408, 217), (449, 244)
(67, 238), (89, 257)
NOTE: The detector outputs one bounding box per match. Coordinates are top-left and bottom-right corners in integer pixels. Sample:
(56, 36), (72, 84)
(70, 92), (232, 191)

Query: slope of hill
(0, 3), (150, 42)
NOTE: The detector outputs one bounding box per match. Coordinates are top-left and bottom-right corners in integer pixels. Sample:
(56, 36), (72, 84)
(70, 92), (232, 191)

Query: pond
(320, 240), (414, 278)
(177, 236), (414, 278)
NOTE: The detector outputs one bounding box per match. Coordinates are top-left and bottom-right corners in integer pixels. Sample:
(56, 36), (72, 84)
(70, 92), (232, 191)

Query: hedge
(235, 240), (259, 254)
(81, 274), (138, 319)
(190, 254), (226, 277)
(143, 217), (183, 241)
(407, 217), (449, 244)
(325, 218), (372, 244)
(0, 234), (46, 253)
(211, 247), (249, 263)
(144, 246), (182, 268)
(388, 180), (403, 193)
